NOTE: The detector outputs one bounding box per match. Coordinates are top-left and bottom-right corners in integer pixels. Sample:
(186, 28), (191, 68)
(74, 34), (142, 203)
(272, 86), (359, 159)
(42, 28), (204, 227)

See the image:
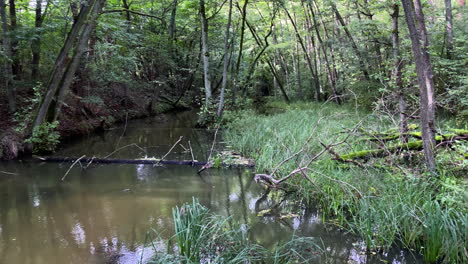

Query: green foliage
(25, 121), (60, 153)
(13, 83), (45, 134)
(148, 198), (324, 263)
(225, 101), (467, 263)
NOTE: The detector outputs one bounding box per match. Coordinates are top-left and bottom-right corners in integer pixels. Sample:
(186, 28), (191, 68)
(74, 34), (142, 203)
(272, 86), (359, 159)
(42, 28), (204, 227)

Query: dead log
(34, 156), (255, 167)
(339, 133), (468, 160)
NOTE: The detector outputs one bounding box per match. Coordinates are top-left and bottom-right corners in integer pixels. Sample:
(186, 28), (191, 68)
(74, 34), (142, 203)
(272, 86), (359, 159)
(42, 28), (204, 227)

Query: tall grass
(224, 101), (467, 263)
(147, 198), (325, 264)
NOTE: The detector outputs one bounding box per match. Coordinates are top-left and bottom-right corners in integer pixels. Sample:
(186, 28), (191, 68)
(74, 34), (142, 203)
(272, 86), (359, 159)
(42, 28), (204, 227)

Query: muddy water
(0, 111), (420, 263)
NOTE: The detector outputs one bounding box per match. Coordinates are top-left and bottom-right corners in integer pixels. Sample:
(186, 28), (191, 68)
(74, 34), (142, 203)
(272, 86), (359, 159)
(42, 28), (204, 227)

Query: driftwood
(35, 156), (255, 167)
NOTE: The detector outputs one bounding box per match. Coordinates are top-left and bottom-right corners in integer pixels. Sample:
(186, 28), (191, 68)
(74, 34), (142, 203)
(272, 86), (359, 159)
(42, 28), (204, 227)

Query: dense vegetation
(0, 0), (467, 263)
(225, 101), (466, 263)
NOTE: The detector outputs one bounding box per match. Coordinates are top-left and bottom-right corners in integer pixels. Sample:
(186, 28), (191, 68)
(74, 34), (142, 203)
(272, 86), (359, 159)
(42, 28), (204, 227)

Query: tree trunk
(8, 0), (20, 78)
(199, 0), (212, 106)
(282, 4), (320, 100)
(401, 0), (437, 172)
(445, 0), (454, 59)
(0, 0), (15, 112)
(169, 0), (177, 40)
(391, 4), (408, 143)
(53, 0), (106, 120)
(233, 0), (249, 105)
(217, 0), (232, 117)
(32, 0), (103, 130)
(331, 2), (370, 80)
(32, 0), (48, 80)
(307, 0), (340, 103)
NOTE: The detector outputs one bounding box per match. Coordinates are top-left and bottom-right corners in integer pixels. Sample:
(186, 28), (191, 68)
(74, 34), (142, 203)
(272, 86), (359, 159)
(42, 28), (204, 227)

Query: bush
(25, 121), (60, 153)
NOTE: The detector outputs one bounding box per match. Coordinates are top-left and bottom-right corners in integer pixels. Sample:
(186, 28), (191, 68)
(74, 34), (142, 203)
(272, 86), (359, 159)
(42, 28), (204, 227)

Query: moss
(340, 141), (423, 160)
(448, 128), (468, 134)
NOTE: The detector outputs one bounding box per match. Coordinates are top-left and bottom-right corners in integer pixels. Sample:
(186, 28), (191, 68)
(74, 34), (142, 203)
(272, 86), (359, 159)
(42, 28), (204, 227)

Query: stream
(0, 111), (421, 263)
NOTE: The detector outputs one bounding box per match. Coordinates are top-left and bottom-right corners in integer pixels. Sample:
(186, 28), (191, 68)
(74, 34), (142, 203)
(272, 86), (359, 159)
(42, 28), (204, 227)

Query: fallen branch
(0, 170), (18, 175)
(36, 156), (254, 168)
(61, 155), (86, 181)
(198, 126), (220, 174)
(339, 134), (468, 160)
(158, 136), (183, 164)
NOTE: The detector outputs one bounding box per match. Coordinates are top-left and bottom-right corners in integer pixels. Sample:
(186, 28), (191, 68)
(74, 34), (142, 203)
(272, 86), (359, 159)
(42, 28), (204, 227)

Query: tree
(391, 3), (407, 142)
(445, 0), (454, 59)
(32, 0), (106, 130)
(401, 0), (437, 172)
(200, 0), (212, 106)
(0, 0), (15, 112)
(31, 0), (49, 79)
(217, 0), (233, 117)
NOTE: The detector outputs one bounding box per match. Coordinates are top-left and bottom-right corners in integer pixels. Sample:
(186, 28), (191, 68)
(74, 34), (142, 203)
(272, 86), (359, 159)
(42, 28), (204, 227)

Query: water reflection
(0, 110), (422, 263)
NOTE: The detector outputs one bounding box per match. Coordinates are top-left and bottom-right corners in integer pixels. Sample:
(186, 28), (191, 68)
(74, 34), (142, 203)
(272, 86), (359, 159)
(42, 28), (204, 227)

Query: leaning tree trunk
(0, 0), (15, 112)
(391, 4), (408, 143)
(53, 0), (106, 120)
(32, 0), (103, 130)
(200, 0), (212, 106)
(401, 0), (437, 172)
(331, 2), (370, 80)
(217, 0), (232, 117)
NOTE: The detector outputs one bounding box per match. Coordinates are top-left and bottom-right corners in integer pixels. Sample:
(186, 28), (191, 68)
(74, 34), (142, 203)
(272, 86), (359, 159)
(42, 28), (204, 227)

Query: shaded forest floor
(224, 100), (467, 263)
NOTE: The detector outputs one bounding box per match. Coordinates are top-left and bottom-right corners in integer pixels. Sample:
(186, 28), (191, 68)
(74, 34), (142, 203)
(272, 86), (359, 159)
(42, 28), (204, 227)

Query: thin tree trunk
(0, 0), (15, 112)
(200, 0), (212, 106)
(391, 4), (408, 143)
(217, 0), (232, 117)
(282, 4), (320, 100)
(8, 0), (20, 78)
(330, 1), (370, 80)
(233, 0), (249, 105)
(445, 0), (454, 59)
(307, 0), (340, 103)
(401, 0), (437, 172)
(32, 0), (48, 80)
(169, 0), (177, 40)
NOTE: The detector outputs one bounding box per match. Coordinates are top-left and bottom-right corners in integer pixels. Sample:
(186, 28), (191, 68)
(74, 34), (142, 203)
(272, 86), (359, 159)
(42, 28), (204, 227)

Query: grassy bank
(224, 101), (467, 263)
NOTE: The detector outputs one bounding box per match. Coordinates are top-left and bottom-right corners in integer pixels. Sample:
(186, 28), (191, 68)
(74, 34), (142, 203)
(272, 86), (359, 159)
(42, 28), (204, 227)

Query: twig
(198, 126), (220, 174)
(306, 168), (363, 199)
(0, 170), (18, 175)
(61, 155), (86, 181)
(159, 136), (183, 162)
(84, 156), (96, 169)
(188, 140), (195, 166)
(207, 125), (220, 162)
(104, 143), (146, 159)
(115, 112), (129, 149)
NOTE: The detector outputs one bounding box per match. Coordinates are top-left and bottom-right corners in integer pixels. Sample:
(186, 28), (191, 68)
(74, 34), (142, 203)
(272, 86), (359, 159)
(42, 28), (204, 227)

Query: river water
(0, 111), (421, 263)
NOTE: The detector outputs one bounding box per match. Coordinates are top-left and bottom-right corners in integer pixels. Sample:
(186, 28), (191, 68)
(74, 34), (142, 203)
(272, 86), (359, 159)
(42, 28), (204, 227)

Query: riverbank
(224, 101), (467, 263)
(0, 84), (189, 160)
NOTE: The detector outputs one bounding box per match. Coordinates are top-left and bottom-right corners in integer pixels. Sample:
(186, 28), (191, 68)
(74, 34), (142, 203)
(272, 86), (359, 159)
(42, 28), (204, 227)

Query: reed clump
(147, 198), (325, 264)
(224, 101), (467, 263)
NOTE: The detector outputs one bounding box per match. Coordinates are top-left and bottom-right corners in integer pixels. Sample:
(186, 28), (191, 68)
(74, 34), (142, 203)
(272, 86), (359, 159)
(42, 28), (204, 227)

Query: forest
(0, 0), (467, 263)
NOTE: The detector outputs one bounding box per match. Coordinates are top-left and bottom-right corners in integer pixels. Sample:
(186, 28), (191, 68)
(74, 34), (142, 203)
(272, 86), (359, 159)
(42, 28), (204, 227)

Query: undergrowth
(224, 101), (467, 263)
